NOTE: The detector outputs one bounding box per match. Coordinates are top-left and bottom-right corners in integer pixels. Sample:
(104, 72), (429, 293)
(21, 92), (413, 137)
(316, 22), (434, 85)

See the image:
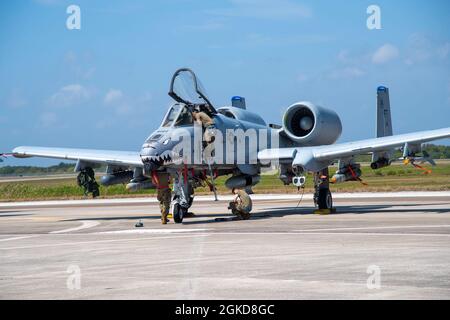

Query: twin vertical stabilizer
(371, 86), (393, 165)
(375, 86), (392, 138)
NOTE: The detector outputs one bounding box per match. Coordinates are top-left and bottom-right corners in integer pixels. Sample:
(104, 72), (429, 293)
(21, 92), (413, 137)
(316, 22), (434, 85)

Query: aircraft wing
(11, 146), (143, 167)
(258, 127), (450, 171)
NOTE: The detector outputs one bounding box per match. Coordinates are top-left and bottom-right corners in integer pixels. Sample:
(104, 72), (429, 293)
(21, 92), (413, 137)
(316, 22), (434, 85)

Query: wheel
(173, 203), (186, 223)
(317, 188), (333, 209)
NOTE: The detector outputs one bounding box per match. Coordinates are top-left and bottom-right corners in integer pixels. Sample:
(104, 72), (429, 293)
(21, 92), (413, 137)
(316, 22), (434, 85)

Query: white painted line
(0, 234), (209, 250)
(294, 225), (450, 232)
(198, 232), (450, 237)
(88, 230), (450, 238)
(49, 221), (100, 234)
(1, 191), (448, 208)
(292, 232), (450, 237)
(97, 228), (209, 234)
(0, 235), (37, 242)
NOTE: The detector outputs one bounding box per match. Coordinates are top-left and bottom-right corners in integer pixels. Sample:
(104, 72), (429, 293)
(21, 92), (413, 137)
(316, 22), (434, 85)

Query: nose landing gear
(172, 202), (187, 223)
(171, 170), (194, 223)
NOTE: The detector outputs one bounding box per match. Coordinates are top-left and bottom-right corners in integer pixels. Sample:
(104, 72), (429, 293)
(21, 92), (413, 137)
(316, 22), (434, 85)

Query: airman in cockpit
(192, 107), (215, 144)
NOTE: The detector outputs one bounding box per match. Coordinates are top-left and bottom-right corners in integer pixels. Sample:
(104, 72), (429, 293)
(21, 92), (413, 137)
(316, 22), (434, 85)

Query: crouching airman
(228, 188), (252, 220)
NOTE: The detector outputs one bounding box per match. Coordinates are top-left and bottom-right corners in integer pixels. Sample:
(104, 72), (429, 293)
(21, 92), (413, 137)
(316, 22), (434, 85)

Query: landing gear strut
(313, 167), (333, 210)
(171, 171), (194, 223)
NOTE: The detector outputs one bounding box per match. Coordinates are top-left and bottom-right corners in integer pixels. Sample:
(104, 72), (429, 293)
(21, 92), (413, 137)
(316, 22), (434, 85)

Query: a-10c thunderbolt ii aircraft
(6, 68), (450, 222)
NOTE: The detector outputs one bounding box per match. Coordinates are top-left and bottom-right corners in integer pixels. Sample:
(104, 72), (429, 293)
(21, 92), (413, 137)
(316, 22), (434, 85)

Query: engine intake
(282, 102), (342, 145)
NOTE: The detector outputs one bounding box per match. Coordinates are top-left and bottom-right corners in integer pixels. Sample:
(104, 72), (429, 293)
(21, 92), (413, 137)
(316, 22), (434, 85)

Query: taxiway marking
(0, 235), (37, 242)
(0, 234), (209, 250)
(97, 228), (209, 234)
(1, 191), (448, 209)
(293, 225), (450, 232)
(49, 220), (100, 234)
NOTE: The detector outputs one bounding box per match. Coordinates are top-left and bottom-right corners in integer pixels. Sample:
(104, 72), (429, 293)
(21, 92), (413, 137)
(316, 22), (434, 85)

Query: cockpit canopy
(168, 68), (216, 115)
(161, 104), (194, 128)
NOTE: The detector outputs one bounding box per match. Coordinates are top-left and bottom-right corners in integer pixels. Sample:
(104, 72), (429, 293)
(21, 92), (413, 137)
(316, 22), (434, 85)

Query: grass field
(0, 163), (449, 201)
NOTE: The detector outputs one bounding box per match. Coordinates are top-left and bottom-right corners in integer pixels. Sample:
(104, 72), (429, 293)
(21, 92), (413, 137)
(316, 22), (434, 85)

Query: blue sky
(1, 0), (449, 166)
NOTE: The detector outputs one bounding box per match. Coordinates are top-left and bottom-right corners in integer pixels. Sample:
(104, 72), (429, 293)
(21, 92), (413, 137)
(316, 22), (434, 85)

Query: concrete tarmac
(0, 192), (449, 299)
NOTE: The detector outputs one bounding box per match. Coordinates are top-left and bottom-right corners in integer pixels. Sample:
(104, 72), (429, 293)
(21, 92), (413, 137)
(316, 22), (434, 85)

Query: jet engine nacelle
(282, 102), (342, 146)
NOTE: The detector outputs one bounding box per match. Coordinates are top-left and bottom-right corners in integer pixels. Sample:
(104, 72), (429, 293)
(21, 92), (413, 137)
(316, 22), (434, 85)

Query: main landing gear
(313, 167), (334, 213)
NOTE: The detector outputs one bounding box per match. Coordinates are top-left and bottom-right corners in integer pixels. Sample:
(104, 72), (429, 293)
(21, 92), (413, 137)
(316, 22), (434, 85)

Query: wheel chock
(135, 220), (144, 227)
(313, 208), (336, 215)
(167, 214), (173, 218)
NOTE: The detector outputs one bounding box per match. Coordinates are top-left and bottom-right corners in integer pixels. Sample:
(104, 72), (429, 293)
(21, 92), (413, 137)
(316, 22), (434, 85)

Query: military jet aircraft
(5, 68), (450, 222)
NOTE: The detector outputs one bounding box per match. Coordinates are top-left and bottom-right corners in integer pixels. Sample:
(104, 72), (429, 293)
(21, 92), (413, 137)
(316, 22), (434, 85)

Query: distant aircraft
(5, 68), (450, 222)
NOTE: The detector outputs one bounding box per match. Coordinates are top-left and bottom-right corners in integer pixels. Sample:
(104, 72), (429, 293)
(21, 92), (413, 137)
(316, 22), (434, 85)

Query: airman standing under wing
(152, 172), (172, 224)
(77, 167), (100, 198)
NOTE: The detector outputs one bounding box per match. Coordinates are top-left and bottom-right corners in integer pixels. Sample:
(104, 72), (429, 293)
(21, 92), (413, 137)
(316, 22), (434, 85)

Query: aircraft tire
(173, 203), (185, 223)
(318, 188), (333, 210)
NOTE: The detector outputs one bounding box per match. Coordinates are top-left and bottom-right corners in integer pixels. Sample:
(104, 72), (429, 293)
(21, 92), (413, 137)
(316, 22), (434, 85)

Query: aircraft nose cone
(140, 142), (175, 166)
(300, 116), (313, 131)
(140, 143), (159, 160)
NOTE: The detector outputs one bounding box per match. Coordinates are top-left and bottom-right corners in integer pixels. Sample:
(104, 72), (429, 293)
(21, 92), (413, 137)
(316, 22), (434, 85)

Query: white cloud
(138, 91), (152, 104)
(47, 84), (91, 107)
(102, 89), (134, 115)
(64, 51), (96, 79)
(297, 74), (308, 82)
(336, 48), (372, 65)
(64, 51), (77, 64)
(104, 89), (124, 105)
(207, 0), (311, 20)
(437, 42), (450, 59)
(39, 112), (57, 127)
(372, 44), (399, 64)
(404, 34), (432, 65)
(6, 89), (27, 109)
(34, 0), (61, 5)
(180, 19), (226, 32)
(114, 104), (132, 115)
(404, 34), (450, 65)
(337, 50), (350, 63)
(328, 67), (365, 80)
(95, 118), (115, 130)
